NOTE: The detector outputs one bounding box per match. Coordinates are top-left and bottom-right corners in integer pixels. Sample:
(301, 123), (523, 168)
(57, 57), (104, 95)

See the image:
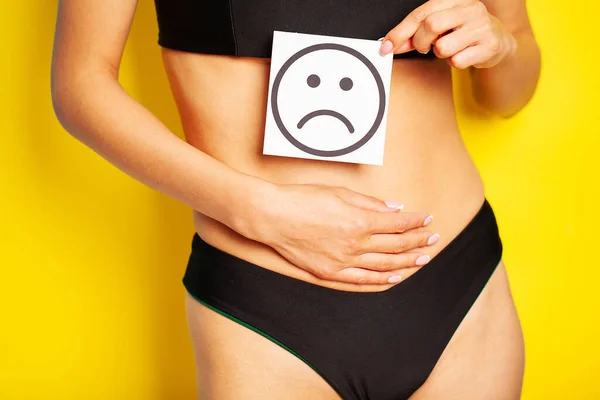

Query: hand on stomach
(162, 50), (485, 292)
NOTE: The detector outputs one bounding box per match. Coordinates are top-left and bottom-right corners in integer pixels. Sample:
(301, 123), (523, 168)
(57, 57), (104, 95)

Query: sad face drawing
(270, 43), (386, 157)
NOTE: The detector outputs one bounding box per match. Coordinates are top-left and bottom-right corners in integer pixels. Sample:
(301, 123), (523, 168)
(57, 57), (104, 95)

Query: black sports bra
(153, 0), (435, 59)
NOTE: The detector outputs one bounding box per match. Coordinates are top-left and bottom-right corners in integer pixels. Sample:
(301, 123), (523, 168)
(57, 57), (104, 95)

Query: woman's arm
(51, 0), (438, 287)
(380, 0), (541, 117)
(471, 0), (541, 117)
(51, 0), (264, 231)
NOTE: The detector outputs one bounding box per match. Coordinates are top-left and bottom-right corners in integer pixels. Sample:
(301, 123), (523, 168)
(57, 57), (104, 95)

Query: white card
(263, 30), (393, 166)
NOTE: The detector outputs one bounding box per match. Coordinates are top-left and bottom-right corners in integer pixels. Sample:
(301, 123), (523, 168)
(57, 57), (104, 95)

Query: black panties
(183, 199), (503, 399)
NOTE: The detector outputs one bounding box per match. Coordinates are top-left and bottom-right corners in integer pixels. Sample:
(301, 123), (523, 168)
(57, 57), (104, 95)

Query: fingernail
(388, 275), (402, 283)
(423, 215), (434, 226)
(377, 37), (386, 42)
(427, 234), (440, 246)
(416, 255), (431, 266)
(379, 40), (393, 56)
(384, 201), (404, 210)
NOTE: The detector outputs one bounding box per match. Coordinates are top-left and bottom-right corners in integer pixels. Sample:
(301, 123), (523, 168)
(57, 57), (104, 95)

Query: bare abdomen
(162, 50), (485, 292)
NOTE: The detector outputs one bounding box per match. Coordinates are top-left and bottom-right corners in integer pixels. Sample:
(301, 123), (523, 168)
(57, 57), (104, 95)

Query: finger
(411, 6), (470, 54)
(332, 267), (405, 285)
(448, 44), (493, 69)
(368, 211), (433, 234)
(352, 251), (431, 271)
(395, 38), (415, 54)
(381, 0), (468, 54)
(336, 188), (404, 212)
(432, 26), (478, 59)
(363, 231), (440, 254)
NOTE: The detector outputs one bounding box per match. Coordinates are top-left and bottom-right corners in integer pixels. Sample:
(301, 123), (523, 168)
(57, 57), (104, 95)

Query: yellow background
(1, 1), (598, 399)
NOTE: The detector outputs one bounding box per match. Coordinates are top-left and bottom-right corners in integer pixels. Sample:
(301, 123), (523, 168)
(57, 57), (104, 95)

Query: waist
(164, 53), (486, 291)
(190, 130), (485, 292)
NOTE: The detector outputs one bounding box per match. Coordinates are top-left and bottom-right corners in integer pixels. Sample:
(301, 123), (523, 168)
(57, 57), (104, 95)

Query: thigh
(184, 292), (342, 400)
(409, 261), (526, 400)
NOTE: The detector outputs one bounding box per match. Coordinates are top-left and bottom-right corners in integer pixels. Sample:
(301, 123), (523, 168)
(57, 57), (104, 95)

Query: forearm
(470, 29), (541, 118)
(51, 72), (273, 236)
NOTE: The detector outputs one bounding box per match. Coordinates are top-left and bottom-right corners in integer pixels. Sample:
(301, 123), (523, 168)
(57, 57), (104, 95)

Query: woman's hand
(241, 183), (438, 286)
(379, 0), (517, 69)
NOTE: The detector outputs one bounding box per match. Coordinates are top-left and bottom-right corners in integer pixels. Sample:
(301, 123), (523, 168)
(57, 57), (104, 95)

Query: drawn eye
(307, 74), (321, 88)
(339, 77), (353, 91)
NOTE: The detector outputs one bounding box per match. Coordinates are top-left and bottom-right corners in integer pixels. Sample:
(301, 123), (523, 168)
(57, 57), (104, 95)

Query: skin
(51, 0), (539, 398)
(379, 0), (540, 117)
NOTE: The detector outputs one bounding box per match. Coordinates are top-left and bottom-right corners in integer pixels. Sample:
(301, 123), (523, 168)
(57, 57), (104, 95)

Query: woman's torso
(160, 50), (485, 292)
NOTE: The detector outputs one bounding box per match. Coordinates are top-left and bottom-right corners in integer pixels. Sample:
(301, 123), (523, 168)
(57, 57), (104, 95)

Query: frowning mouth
(297, 110), (355, 133)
